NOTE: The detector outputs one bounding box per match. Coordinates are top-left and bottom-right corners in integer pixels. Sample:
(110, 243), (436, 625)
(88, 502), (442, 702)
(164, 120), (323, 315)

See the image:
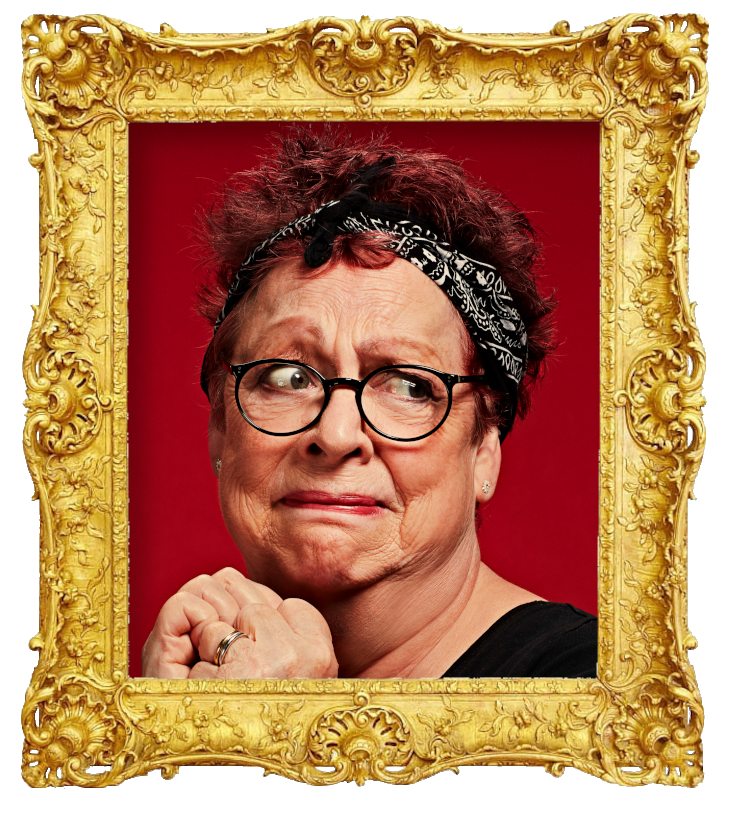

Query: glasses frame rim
(226, 358), (487, 442)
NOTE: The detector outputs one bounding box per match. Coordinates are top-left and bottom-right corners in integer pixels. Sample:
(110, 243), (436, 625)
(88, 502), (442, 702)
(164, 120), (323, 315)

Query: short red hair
(197, 126), (556, 440)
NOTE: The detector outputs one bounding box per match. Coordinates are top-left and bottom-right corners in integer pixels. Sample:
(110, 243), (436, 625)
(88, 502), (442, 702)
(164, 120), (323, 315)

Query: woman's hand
(188, 594), (338, 679)
(141, 567), (338, 679)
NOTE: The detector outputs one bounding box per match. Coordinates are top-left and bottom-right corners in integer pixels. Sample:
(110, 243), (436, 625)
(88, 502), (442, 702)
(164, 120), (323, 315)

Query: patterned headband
(202, 159), (528, 439)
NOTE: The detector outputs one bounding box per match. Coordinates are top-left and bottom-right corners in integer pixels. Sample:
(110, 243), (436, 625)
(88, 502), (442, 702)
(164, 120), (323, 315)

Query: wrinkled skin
(142, 258), (539, 679)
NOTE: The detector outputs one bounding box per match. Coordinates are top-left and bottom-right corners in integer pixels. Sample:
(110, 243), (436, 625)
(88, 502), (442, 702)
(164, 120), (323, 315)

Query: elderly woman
(142, 129), (597, 680)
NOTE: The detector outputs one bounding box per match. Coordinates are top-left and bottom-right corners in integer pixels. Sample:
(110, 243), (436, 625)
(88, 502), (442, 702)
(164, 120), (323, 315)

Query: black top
(442, 601), (597, 678)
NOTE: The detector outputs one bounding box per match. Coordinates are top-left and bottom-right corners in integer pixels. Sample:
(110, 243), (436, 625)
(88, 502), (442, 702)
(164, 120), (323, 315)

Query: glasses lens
(237, 362), (324, 433)
(361, 367), (449, 440)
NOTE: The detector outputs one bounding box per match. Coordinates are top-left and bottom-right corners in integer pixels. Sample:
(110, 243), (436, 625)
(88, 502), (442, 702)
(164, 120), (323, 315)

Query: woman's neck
(313, 543), (540, 678)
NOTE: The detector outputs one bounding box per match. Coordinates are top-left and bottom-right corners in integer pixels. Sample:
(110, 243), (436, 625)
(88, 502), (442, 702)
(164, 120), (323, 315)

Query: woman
(142, 128), (597, 680)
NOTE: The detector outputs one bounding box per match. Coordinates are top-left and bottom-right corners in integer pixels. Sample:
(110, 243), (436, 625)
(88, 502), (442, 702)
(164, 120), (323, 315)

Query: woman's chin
(260, 516), (399, 598)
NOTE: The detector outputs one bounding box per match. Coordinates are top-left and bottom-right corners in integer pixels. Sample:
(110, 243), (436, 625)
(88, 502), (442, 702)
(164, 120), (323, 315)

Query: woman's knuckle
(200, 618), (217, 634)
(213, 566), (243, 584)
(186, 574), (211, 589)
(282, 596), (304, 608)
(189, 662), (210, 679)
(164, 591), (189, 611)
(236, 601), (262, 624)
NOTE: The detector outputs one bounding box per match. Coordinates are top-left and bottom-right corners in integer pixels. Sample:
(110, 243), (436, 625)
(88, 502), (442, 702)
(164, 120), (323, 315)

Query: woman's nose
(303, 384), (372, 462)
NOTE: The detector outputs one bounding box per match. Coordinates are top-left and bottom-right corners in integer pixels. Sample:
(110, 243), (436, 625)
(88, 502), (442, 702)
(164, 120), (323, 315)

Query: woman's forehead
(238, 258), (467, 362)
(258, 256), (444, 310)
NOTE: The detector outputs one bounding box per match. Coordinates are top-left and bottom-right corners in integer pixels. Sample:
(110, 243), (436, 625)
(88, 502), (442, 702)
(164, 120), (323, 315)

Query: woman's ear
(208, 422), (225, 477)
(473, 425), (501, 503)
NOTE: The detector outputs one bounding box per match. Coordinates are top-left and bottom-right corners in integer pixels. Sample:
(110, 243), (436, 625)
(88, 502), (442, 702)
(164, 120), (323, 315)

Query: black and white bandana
(203, 172), (528, 438)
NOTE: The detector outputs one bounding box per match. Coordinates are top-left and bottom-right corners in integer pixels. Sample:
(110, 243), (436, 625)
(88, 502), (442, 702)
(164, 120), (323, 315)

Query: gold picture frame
(20, 12), (707, 787)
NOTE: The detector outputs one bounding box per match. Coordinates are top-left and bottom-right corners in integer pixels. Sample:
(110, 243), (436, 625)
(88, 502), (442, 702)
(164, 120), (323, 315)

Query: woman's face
(211, 257), (500, 602)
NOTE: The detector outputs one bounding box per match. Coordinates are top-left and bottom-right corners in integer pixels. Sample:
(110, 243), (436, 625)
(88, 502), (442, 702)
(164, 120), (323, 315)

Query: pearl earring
(216, 459), (222, 473)
(482, 480), (491, 495)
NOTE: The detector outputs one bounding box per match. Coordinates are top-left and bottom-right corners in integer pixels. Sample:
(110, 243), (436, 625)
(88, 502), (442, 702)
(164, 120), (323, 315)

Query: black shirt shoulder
(442, 601), (597, 679)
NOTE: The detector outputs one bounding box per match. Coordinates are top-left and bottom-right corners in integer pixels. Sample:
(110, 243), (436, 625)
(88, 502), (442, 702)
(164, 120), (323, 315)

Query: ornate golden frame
(20, 13), (707, 787)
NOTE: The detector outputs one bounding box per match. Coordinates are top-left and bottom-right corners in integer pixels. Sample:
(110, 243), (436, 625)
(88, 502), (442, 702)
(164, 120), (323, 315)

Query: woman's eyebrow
(357, 336), (442, 364)
(260, 317), (327, 344)
(236, 318), (326, 360)
(236, 340), (316, 362)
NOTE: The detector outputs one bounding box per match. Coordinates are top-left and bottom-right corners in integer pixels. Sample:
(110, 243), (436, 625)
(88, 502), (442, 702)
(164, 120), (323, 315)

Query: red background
(128, 121), (600, 676)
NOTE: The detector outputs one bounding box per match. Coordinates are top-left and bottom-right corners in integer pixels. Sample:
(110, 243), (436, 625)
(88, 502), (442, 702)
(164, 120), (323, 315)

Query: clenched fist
(142, 567), (338, 679)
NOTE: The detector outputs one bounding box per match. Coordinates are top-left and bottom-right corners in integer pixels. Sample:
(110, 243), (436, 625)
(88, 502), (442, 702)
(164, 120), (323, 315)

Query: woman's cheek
(219, 454), (275, 549)
(395, 442), (476, 553)
(397, 489), (438, 552)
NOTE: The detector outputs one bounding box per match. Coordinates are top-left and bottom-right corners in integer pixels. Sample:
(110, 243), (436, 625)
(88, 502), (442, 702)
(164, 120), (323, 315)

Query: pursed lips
(282, 491), (387, 514)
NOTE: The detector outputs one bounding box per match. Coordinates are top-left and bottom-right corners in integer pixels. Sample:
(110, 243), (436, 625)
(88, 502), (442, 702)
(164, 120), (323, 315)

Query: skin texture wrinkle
(142, 257), (542, 680)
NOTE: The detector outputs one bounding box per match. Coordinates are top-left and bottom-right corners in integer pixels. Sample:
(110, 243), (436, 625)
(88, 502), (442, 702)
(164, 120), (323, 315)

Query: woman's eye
(263, 366), (312, 390)
(382, 374), (432, 399)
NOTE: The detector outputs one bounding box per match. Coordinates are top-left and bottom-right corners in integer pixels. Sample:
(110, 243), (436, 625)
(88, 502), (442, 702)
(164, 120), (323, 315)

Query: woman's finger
(141, 636), (193, 679)
(178, 574), (242, 624)
(235, 602), (294, 643)
(234, 603), (337, 679)
(141, 592), (221, 677)
(188, 661), (219, 679)
(195, 619), (255, 666)
(235, 604), (302, 678)
(278, 597), (334, 644)
(210, 567), (283, 609)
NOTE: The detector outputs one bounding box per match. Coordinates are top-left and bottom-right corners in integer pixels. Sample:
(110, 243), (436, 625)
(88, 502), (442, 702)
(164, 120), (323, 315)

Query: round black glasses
(226, 359), (487, 442)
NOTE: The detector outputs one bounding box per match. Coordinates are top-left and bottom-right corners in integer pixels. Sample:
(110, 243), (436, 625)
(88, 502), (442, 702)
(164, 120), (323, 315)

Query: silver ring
(214, 630), (249, 667)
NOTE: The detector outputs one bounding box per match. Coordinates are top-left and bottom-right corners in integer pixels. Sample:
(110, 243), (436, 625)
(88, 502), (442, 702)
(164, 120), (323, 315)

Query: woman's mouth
(282, 491), (386, 515)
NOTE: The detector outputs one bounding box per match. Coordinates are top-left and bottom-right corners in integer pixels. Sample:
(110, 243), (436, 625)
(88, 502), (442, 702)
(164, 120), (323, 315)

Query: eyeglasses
(226, 359), (487, 442)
